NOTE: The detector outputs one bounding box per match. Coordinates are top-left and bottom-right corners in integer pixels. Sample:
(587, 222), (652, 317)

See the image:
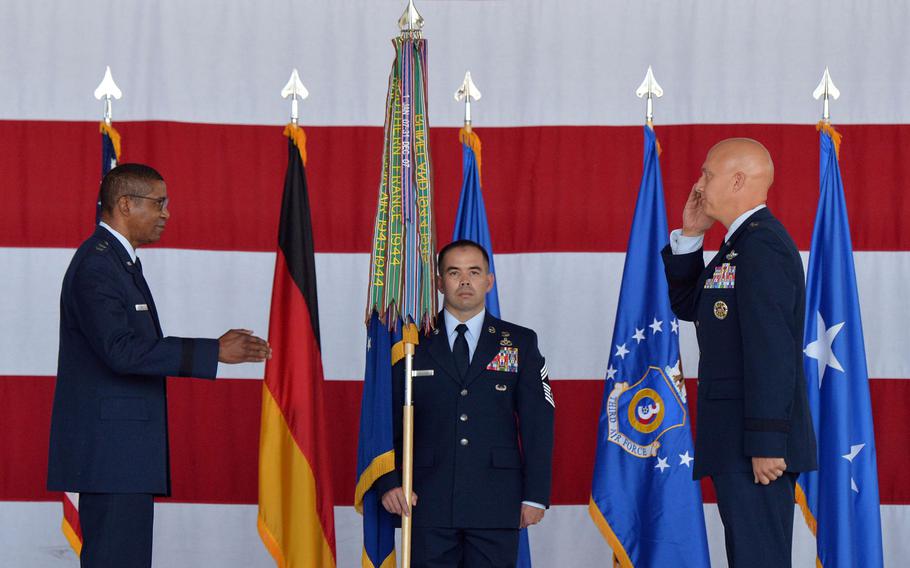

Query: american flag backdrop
(1, 2), (908, 566)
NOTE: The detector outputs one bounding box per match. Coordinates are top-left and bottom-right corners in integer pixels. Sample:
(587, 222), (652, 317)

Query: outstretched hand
(218, 329), (271, 363)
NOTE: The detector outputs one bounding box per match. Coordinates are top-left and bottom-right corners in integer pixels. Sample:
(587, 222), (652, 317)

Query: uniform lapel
(424, 313), (462, 385)
(463, 313), (500, 387)
(99, 227), (164, 338)
(695, 208), (771, 304)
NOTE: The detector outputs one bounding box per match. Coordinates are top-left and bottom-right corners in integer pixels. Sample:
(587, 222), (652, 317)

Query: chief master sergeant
(661, 139), (817, 567)
(376, 239), (555, 567)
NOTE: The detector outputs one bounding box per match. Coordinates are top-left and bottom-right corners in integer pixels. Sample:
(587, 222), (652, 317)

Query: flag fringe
(353, 450), (396, 514)
(284, 123), (308, 166)
(794, 482), (825, 568)
(816, 121), (842, 158)
(361, 547), (397, 568)
(459, 128), (482, 181)
(587, 498), (634, 568)
(257, 514), (288, 568)
(99, 121), (122, 161)
(646, 122), (663, 156)
(391, 323), (420, 365)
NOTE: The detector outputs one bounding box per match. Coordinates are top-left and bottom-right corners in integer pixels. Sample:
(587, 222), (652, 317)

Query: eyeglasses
(125, 194), (169, 211)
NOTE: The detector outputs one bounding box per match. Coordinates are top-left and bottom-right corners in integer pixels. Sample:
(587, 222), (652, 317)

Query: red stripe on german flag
(257, 126), (336, 566)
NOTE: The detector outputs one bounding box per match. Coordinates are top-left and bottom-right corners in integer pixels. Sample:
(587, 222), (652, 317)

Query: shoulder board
(93, 240), (111, 253)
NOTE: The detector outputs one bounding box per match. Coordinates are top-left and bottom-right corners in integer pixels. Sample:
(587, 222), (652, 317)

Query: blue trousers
(79, 493), (154, 568)
(413, 527), (520, 568)
(712, 472), (797, 568)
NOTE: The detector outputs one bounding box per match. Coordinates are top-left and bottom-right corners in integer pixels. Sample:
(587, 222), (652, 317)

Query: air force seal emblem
(606, 366), (688, 458)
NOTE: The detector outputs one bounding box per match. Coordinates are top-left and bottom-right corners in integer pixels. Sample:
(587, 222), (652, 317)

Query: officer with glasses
(48, 163), (272, 568)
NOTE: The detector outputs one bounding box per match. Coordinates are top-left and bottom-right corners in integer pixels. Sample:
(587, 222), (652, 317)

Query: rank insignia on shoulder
(713, 300), (728, 320)
(487, 346), (519, 373)
(432, 328), (440, 335)
(704, 262), (736, 289)
(725, 250), (738, 260)
(495, 384), (508, 392)
(94, 241), (109, 252)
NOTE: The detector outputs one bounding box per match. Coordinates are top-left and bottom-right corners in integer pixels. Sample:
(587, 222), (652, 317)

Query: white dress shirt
(99, 221), (137, 262)
(443, 308), (485, 362)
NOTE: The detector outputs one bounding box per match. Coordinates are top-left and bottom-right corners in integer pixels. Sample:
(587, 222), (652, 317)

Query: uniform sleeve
(516, 332), (555, 507)
(661, 244), (706, 322)
(736, 232), (800, 457)
(71, 257), (219, 379)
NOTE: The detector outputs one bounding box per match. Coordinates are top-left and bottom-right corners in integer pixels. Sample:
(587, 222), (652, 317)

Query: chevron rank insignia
(487, 346), (519, 372)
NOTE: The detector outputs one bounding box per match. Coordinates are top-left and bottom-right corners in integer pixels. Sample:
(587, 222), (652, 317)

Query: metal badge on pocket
(495, 384), (508, 392)
(713, 300), (728, 320)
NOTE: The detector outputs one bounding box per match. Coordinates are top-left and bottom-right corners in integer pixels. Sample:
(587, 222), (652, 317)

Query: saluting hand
(218, 329), (272, 364)
(752, 456), (787, 485)
(682, 183), (714, 236)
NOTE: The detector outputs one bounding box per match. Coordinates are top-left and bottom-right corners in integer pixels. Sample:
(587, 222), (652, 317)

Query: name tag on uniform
(135, 304), (149, 311)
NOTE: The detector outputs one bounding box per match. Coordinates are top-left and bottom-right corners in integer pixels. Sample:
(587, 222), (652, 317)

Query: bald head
(709, 138), (774, 189)
(696, 138), (775, 227)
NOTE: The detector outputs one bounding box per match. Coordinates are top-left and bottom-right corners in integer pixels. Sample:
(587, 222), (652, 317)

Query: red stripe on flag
(2, 121), (909, 252)
(2, 376), (908, 505)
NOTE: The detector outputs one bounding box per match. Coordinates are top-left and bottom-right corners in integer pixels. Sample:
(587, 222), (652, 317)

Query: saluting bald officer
(375, 239), (555, 567)
(47, 164), (271, 568)
(661, 139), (817, 567)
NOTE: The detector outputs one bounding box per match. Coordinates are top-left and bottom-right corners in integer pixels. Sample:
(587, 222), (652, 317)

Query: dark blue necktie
(454, 323), (470, 378)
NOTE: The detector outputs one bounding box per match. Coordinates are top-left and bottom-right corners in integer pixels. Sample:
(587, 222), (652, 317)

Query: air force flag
(589, 125), (709, 567)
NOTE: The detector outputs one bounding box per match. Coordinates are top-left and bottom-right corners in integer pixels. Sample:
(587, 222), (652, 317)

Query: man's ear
(486, 271), (495, 293)
(117, 195), (132, 217)
(436, 273), (445, 293)
(731, 171), (746, 193)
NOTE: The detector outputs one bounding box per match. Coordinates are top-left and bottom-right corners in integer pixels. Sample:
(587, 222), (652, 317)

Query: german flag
(258, 124), (336, 567)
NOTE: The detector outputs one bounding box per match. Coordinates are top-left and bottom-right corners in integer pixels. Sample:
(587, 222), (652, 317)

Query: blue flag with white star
(589, 125), (709, 567)
(452, 129), (532, 566)
(797, 125), (883, 568)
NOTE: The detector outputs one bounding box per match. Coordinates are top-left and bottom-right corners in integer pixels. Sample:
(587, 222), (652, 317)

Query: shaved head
(708, 138), (775, 192)
(695, 138), (775, 227)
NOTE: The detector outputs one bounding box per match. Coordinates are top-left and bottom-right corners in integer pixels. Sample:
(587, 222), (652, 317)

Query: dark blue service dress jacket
(661, 208), (817, 479)
(375, 312), (556, 529)
(47, 226), (219, 496)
